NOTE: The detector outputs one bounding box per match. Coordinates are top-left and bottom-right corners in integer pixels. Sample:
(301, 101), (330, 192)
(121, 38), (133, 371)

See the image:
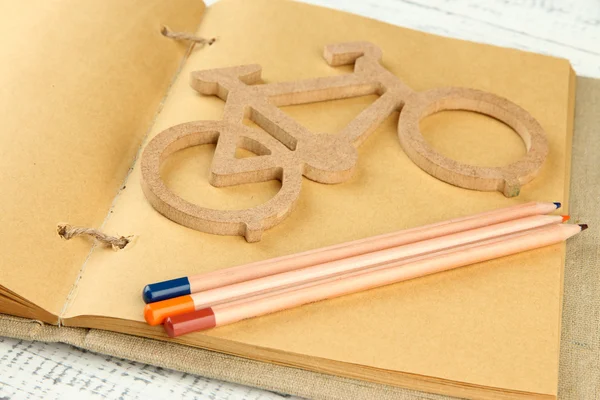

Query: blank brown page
(0, 0), (204, 320)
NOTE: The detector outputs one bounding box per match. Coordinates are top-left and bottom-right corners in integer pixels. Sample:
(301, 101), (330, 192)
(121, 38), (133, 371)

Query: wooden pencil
(163, 229), (532, 337)
(144, 214), (566, 325)
(143, 201), (560, 303)
(163, 223), (585, 336)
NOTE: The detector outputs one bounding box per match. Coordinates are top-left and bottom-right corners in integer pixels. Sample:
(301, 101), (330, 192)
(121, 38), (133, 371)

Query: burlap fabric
(1, 76), (598, 399)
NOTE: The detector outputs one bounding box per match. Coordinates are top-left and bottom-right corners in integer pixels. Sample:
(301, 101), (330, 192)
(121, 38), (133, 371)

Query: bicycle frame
(141, 42), (548, 242)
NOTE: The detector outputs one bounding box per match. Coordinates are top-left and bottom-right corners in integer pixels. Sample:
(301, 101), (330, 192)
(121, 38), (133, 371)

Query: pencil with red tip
(164, 223), (585, 337)
(142, 201), (561, 304)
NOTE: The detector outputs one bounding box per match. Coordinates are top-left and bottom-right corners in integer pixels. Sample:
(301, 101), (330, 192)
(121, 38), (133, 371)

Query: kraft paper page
(63, 0), (574, 396)
(0, 0), (205, 320)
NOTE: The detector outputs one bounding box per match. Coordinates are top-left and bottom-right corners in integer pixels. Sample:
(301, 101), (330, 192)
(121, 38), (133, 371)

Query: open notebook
(0, 0), (575, 399)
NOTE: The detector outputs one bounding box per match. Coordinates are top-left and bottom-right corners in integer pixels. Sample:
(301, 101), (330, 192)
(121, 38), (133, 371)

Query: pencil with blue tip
(143, 201), (561, 304)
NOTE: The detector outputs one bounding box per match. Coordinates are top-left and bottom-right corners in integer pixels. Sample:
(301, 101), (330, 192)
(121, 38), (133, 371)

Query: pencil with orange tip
(142, 201), (561, 303)
(144, 213), (567, 325)
(164, 223), (586, 336)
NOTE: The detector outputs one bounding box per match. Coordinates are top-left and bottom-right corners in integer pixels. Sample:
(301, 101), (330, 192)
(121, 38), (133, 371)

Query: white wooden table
(1, 1), (599, 399)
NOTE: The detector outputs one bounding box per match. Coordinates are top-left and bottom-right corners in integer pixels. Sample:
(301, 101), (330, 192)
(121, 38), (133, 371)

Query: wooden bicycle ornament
(141, 42), (548, 242)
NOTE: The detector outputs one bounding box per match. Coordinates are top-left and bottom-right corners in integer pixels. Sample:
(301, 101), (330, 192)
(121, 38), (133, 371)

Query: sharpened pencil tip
(554, 202), (561, 209)
(562, 215), (570, 222)
(579, 224), (588, 231)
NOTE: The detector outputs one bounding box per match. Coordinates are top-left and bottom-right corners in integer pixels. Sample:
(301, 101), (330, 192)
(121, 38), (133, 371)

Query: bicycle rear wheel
(141, 120), (303, 242)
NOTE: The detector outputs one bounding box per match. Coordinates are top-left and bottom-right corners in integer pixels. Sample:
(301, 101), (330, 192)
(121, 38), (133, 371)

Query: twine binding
(161, 26), (216, 46)
(57, 224), (131, 251)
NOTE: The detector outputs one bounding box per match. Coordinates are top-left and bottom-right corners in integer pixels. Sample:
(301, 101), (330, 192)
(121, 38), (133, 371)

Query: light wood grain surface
(300, 0), (600, 78)
(2, 0), (599, 399)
